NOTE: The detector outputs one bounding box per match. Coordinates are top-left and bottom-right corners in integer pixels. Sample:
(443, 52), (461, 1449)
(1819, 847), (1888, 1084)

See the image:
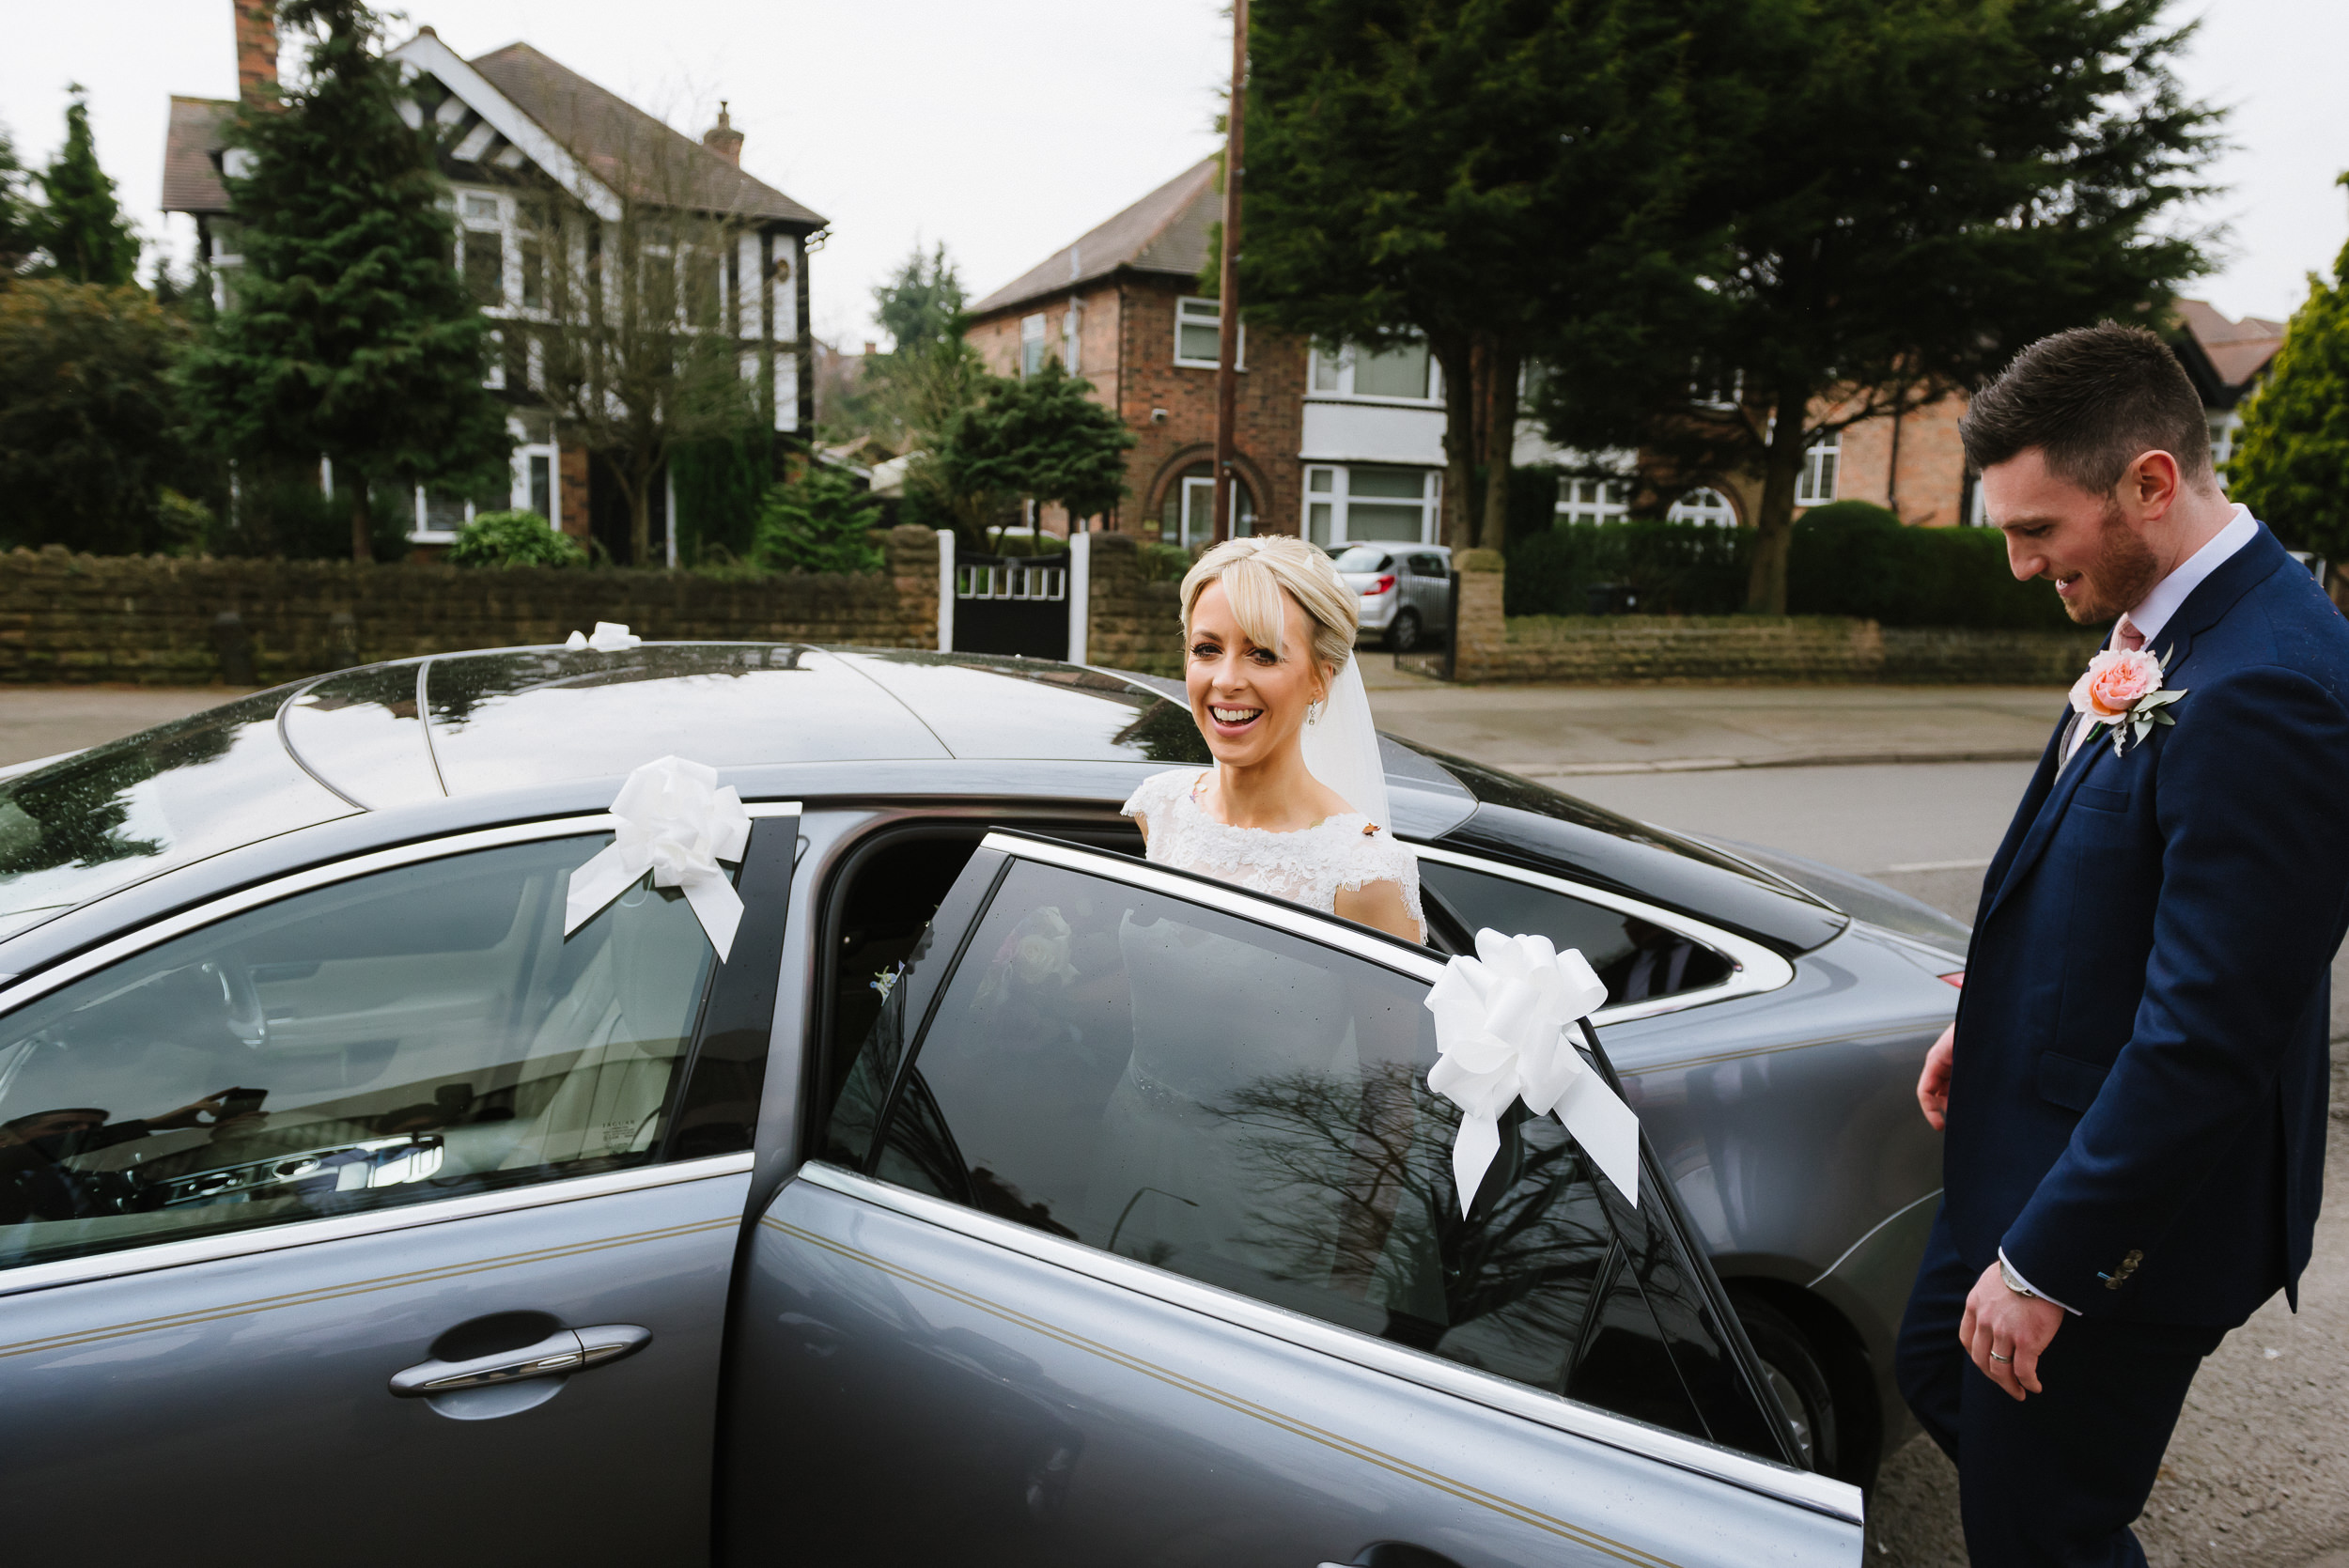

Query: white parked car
(1333, 543), (1453, 651)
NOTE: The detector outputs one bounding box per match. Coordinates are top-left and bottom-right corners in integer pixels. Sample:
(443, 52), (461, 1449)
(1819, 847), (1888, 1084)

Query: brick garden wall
(1404, 552), (2103, 684)
(0, 525), (941, 686)
(1083, 532), (1185, 676)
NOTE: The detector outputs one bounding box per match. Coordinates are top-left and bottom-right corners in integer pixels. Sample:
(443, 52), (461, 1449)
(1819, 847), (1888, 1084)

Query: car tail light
(1939, 971), (1964, 988)
(1368, 574), (1396, 595)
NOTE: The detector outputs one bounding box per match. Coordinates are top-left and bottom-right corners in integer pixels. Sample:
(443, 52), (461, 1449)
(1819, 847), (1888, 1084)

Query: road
(8, 676), (2349, 1565)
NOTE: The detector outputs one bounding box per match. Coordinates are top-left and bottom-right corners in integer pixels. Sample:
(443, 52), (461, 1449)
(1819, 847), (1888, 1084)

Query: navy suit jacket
(1947, 520), (2349, 1327)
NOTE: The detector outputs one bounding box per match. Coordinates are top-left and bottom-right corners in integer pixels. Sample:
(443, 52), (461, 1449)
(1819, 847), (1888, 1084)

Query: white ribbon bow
(1424, 928), (1640, 1214)
(564, 755), (752, 959)
(566, 621), (641, 652)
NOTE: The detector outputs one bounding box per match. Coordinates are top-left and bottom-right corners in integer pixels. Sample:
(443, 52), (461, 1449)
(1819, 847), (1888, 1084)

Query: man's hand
(1961, 1261), (2064, 1400)
(1917, 1022), (1954, 1130)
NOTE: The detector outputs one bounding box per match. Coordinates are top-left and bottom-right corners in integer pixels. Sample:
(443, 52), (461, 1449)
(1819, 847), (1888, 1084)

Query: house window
(1019, 313), (1046, 378)
(1690, 361), (1742, 409)
(1303, 463), (1439, 546)
(1062, 303), (1081, 373)
(455, 189), (509, 308)
(1174, 296), (1243, 369)
(1159, 462), (1256, 549)
(1557, 476), (1630, 526)
(1666, 488), (1737, 527)
(2208, 409), (2243, 484)
(1306, 342), (1439, 402)
(1797, 433), (1841, 505)
(405, 416), (561, 542)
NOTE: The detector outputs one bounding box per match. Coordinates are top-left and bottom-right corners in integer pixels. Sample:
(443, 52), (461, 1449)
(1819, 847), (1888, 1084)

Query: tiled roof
(466, 43), (825, 229)
(2174, 297), (2286, 391)
(160, 96), (234, 215)
(971, 156), (1220, 317)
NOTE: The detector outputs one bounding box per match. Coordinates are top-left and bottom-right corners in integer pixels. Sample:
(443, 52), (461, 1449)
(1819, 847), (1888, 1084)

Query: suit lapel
(1978, 523), (2289, 926)
(1983, 709), (2106, 924)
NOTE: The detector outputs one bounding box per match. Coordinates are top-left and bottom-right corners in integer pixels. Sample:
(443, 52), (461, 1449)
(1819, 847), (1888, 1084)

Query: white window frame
(1302, 463), (1442, 548)
(2208, 408), (2243, 485)
(1556, 476), (1631, 526)
(1019, 313), (1047, 378)
(1666, 488), (1737, 527)
(1797, 431), (1841, 506)
(1062, 302), (1081, 374)
(1173, 296), (1244, 370)
(452, 186), (517, 316)
(1306, 341), (1440, 405)
(403, 416), (562, 544)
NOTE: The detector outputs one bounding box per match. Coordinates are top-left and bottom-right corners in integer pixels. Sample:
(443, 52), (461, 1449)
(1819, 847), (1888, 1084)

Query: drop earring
(1307, 697), (1326, 725)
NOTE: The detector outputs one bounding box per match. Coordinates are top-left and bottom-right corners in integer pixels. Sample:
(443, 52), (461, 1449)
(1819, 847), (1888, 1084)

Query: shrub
(1139, 541), (1194, 583)
(1786, 502), (2068, 629)
(753, 464), (884, 574)
(1503, 505), (2076, 629)
(1504, 520), (1751, 615)
(447, 510), (588, 567)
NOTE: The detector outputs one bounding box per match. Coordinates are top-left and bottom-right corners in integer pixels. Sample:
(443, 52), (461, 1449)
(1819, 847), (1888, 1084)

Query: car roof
(0, 641), (1839, 959)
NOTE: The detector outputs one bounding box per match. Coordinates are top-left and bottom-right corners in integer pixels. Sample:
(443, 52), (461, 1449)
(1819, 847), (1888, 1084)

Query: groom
(1895, 323), (2349, 1565)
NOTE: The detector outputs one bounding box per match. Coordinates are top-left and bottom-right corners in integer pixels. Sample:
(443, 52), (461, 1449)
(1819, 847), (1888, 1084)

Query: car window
(0, 834), (721, 1273)
(1418, 859), (1734, 1006)
(1408, 553), (1447, 577)
(832, 857), (1732, 1444)
(1332, 548), (1392, 574)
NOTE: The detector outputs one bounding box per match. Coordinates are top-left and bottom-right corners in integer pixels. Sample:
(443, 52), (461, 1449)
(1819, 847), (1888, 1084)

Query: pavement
(8, 671), (2349, 1565)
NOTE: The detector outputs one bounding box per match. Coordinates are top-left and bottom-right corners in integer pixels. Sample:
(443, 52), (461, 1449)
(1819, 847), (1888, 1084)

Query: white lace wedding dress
(1081, 769), (1424, 1275)
(1120, 768), (1423, 933)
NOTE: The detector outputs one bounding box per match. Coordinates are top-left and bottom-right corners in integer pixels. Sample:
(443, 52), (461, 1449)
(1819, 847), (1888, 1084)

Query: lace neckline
(1177, 770), (1372, 844)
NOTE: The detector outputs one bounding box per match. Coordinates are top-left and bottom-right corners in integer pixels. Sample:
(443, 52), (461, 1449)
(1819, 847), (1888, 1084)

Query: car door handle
(388, 1324), (650, 1397)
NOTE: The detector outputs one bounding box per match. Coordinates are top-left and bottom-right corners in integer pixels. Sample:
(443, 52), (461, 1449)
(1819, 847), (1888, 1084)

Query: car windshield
(0, 691), (355, 938)
(1333, 548), (1392, 573)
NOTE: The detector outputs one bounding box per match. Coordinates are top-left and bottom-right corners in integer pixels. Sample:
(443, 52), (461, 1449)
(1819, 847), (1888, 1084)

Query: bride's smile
(1186, 580), (1324, 770)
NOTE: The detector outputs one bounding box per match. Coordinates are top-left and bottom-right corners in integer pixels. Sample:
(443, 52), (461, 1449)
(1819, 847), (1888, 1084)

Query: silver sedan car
(0, 644), (1961, 1565)
(1335, 543), (1455, 652)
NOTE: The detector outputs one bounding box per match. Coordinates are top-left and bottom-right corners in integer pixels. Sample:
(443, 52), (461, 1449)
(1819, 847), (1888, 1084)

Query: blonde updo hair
(1179, 535), (1358, 682)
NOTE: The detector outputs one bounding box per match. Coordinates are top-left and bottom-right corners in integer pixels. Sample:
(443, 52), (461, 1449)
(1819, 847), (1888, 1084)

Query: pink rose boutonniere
(2069, 646), (2186, 756)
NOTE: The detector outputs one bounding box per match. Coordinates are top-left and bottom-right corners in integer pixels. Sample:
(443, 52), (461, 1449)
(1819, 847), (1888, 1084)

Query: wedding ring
(1988, 1351), (2013, 1364)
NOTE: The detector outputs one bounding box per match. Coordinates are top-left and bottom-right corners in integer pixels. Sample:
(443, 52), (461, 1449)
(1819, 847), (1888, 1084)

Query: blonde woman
(1123, 536), (1423, 943)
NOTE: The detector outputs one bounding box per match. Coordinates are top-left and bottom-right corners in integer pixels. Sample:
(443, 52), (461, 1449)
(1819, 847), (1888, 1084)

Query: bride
(1124, 536), (1423, 942)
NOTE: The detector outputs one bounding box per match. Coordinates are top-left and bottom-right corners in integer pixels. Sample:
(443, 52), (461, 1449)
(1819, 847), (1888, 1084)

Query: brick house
(969, 158), (2289, 549)
(162, 2), (825, 560)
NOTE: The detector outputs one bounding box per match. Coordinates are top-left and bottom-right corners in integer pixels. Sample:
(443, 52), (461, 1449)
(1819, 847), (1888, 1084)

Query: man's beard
(2062, 503), (2163, 626)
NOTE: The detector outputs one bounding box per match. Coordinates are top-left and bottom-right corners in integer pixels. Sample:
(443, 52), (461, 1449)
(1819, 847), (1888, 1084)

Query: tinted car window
(1407, 553), (1447, 577)
(0, 691), (354, 938)
(1418, 860), (1734, 1006)
(0, 835), (717, 1272)
(836, 859), (1740, 1444)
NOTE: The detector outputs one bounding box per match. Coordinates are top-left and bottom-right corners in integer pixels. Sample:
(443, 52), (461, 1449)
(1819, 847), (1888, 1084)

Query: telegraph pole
(1211, 0), (1248, 544)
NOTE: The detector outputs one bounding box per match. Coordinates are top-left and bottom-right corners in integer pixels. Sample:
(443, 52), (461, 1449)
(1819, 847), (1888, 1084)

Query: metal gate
(950, 550), (1069, 660)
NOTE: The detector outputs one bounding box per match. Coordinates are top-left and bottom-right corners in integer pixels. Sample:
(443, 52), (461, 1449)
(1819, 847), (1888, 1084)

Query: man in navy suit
(1895, 323), (2349, 1565)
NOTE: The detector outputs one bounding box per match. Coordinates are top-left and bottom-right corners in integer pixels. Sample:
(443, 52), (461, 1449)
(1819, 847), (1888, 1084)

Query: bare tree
(513, 105), (764, 566)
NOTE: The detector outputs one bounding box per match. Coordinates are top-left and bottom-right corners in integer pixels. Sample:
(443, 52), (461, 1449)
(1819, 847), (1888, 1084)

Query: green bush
(1140, 541), (1194, 583)
(1504, 520), (1751, 616)
(671, 427), (770, 566)
(204, 474), (412, 561)
(1503, 504), (2076, 629)
(753, 464), (884, 574)
(447, 510), (588, 567)
(1786, 502), (2068, 629)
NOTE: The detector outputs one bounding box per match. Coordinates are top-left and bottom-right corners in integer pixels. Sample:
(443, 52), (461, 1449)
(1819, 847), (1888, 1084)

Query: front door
(0, 815), (795, 1561)
(723, 833), (1857, 1566)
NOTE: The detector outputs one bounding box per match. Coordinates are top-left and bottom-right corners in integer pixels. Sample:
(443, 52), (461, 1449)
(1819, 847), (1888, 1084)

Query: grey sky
(4, 0), (2342, 345)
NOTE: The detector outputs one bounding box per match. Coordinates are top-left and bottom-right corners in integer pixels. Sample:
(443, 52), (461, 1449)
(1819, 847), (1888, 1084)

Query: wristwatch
(1999, 1256), (2044, 1301)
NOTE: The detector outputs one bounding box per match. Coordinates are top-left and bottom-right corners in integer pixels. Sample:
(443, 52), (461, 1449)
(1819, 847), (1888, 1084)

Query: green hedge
(1504, 501), (2074, 629)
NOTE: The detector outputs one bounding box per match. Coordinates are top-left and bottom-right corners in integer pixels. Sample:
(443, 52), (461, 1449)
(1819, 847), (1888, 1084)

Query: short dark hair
(1960, 322), (2213, 495)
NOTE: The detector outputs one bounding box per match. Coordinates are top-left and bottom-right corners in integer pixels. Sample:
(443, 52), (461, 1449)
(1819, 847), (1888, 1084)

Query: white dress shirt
(2018, 505), (2260, 1312)
(2062, 505), (2259, 763)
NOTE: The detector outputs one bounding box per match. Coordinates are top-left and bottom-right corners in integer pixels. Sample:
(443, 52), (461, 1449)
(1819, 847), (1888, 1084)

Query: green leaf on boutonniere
(2159, 644), (2176, 671)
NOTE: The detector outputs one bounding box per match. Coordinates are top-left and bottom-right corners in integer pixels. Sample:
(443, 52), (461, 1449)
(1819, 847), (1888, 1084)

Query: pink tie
(2114, 614), (2145, 653)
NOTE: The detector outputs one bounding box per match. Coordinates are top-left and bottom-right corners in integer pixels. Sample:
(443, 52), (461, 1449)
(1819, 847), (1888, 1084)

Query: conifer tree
(0, 128), (39, 276)
(30, 86), (140, 286)
(180, 0), (509, 563)
(934, 358), (1135, 544)
(2229, 193), (2349, 573)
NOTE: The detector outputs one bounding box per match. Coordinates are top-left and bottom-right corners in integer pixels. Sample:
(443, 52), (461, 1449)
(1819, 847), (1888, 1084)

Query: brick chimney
(702, 101), (743, 165)
(234, 0), (279, 107)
